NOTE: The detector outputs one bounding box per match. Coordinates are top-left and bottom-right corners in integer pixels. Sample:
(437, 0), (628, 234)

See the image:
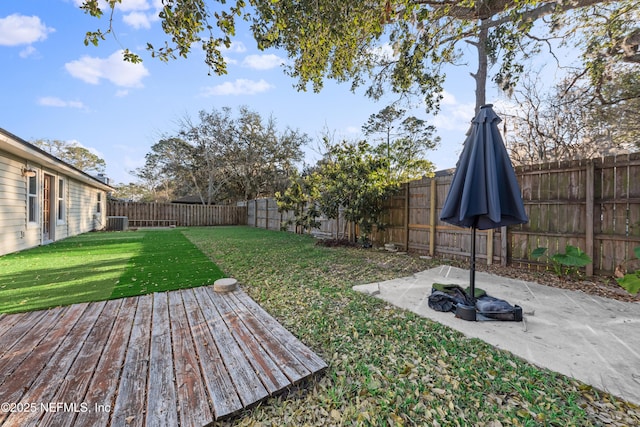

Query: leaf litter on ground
(183, 226), (640, 426)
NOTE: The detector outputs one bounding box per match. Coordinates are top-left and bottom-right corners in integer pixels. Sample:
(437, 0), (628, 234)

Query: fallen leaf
(330, 409), (341, 420)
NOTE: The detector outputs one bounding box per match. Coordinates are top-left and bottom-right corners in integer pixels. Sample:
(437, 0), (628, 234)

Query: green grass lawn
(0, 228), (224, 313)
(182, 226), (639, 427)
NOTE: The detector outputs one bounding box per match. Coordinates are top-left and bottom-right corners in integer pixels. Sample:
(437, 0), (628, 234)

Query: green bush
(532, 245), (592, 279)
(616, 246), (640, 295)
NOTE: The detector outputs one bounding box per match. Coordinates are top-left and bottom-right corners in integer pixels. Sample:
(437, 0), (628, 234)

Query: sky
(1, 0), (524, 185)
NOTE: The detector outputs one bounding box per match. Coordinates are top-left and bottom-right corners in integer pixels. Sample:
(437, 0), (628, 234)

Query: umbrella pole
(470, 226), (476, 306)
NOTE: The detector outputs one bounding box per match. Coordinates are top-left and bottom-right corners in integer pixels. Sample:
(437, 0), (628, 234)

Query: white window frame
(57, 177), (66, 223)
(97, 191), (102, 213)
(27, 171), (38, 226)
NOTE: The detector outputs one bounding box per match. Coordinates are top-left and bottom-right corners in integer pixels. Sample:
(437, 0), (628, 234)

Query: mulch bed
(319, 238), (640, 303)
(470, 262), (640, 303)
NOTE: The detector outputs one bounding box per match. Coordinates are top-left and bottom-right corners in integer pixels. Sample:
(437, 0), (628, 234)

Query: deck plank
(73, 297), (139, 427)
(39, 299), (124, 427)
(192, 286), (269, 407)
(232, 290), (328, 375)
(145, 292), (178, 427)
(167, 291), (214, 427)
(111, 293), (153, 427)
(0, 310), (52, 379)
(3, 302), (106, 427)
(222, 291), (312, 383)
(0, 304), (87, 425)
(0, 311), (25, 351)
(181, 288), (243, 419)
(206, 290), (291, 395)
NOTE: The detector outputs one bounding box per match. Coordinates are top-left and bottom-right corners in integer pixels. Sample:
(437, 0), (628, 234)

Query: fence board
(107, 202), (247, 227)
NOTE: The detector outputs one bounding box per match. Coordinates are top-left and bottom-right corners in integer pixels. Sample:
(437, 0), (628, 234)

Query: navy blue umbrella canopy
(440, 104), (528, 314)
(440, 104), (528, 230)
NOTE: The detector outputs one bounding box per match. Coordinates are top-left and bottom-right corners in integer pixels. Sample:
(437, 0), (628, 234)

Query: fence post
(254, 200), (258, 227)
(501, 226), (507, 266)
(265, 198), (269, 230)
(585, 160), (595, 276)
(429, 179), (436, 256)
(404, 183), (410, 251)
(487, 229), (493, 265)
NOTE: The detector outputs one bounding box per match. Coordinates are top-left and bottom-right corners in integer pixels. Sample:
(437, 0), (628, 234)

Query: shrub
(615, 246), (640, 295)
(531, 245), (592, 279)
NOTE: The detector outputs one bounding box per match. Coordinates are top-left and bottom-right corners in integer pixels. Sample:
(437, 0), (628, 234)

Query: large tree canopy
(134, 106), (308, 203)
(81, 0), (640, 112)
(503, 67), (640, 165)
(362, 106), (438, 181)
(33, 139), (107, 174)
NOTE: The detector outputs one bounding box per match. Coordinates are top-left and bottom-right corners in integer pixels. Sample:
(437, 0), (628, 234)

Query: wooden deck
(0, 286), (327, 426)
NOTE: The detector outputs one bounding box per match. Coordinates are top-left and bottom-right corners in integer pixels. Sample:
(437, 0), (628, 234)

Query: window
(57, 178), (65, 222)
(97, 192), (102, 213)
(28, 175), (37, 223)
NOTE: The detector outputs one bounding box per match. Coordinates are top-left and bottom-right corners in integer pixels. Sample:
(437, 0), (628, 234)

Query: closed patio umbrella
(440, 104), (528, 317)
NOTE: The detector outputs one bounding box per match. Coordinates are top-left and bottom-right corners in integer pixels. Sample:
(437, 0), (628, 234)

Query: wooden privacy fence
(247, 153), (640, 275)
(512, 153), (640, 275)
(107, 201), (247, 227)
(246, 198), (352, 239)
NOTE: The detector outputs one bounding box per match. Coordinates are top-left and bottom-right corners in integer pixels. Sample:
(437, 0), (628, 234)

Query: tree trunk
(473, 18), (490, 114)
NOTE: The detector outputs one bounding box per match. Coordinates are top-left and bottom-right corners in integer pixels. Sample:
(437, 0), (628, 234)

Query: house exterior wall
(67, 178), (107, 236)
(0, 150), (36, 255)
(0, 129), (111, 256)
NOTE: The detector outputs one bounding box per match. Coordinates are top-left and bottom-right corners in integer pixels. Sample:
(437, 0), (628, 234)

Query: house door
(43, 174), (54, 242)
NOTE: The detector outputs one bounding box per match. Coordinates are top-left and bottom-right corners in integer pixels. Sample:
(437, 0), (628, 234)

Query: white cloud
(73, 0), (159, 30)
(65, 50), (150, 88)
(440, 90), (460, 107)
(201, 79), (274, 96)
(121, 1), (162, 29)
(0, 14), (54, 46)
(67, 139), (105, 158)
(371, 43), (397, 62)
(429, 91), (475, 132)
(38, 96), (86, 109)
(73, 0), (149, 12)
(242, 54), (285, 70)
(118, 0), (151, 12)
(19, 46), (37, 58)
(222, 41), (247, 53)
(123, 12), (152, 29)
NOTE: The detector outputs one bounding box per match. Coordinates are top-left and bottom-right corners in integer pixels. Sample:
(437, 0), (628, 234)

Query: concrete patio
(354, 265), (640, 406)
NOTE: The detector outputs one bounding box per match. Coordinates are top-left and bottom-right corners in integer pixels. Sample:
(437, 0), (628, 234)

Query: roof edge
(0, 127), (114, 191)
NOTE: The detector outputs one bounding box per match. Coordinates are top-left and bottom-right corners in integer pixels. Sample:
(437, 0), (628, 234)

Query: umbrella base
(455, 303), (477, 321)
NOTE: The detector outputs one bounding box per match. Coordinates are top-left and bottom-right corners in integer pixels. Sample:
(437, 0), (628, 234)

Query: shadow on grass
(111, 230), (225, 299)
(0, 258), (128, 314)
(0, 229), (225, 314)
